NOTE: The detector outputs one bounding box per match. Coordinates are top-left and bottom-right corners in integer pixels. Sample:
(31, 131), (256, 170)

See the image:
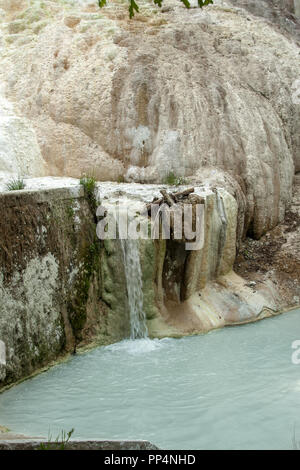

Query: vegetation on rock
(80, 175), (97, 215)
(98, 0), (213, 18)
(163, 172), (187, 186)
(5, 178), (25, 191)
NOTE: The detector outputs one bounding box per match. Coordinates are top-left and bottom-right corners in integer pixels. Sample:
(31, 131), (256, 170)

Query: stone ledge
(0, 439), (159, 450)
(0, 186), (83, 206)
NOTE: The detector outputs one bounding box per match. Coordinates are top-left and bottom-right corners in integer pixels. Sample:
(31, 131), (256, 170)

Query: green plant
(80, 175), (96, 196)
(98, 0), (213, 18)
(117, 175), (125, 183)
(39, 428), (75, 450)
(66, 205), (75, 219)
(5, 177), (26, 191)
(80, 175), (97, 214)
(67, 241), (101, 338)
(163, 171), (187, 186)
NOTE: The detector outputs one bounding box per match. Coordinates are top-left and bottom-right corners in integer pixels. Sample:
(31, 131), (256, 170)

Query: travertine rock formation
(0, 0), (299, 239)
(0, 180), (283, 387)
(232, 0), (300, 43)
(0, 86), (46, 178)
(96, 182), (282, 338)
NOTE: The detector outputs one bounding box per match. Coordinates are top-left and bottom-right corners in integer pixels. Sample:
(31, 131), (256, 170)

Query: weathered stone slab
(0, 439), (159, 450)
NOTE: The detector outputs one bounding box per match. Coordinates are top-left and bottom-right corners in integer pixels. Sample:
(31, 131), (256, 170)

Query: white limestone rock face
(0, 0), (299, 237)
(0, 2), (46, 178)
(0, 88), (46, 177)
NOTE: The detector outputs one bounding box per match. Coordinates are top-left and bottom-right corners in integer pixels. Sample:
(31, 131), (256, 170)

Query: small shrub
(80, 175), (96, 196)
(163, 172), (187, 186)
(5, 177), (25, 191)
(117, 175), (125, 183)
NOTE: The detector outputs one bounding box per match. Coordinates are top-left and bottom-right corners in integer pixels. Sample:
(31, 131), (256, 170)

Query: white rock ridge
(0, 89), (46, 178)
(0, 0), (299, 238)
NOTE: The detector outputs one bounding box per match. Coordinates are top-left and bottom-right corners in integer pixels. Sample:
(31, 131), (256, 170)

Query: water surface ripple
(0, 310), (300, 449)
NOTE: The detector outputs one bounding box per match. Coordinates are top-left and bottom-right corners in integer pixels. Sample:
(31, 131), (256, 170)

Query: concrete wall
(0, 186), (130, 390)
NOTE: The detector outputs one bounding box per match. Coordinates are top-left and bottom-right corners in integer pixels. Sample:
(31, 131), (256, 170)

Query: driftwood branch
(160, 190), (175, 207)
(173, 187), (194, 198)
(146, 187), (195, 212)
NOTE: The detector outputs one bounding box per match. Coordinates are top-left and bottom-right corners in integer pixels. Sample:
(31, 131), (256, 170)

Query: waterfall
(120, 238), (148, 339)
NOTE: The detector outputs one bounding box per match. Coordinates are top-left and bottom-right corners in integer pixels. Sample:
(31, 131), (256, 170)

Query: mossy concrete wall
(0, 186), (130, 390)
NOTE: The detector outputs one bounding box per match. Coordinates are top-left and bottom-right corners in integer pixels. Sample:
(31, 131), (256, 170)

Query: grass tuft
(5, 178), (26, 191)
(80, 175), (96, 195)
(39, 428), (74, 451)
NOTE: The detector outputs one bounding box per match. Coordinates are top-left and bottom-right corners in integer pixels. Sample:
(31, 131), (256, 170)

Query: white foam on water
(104, 337), (169, 355)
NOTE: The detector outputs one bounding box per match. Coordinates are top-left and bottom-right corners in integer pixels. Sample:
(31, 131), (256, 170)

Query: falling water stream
(120, 238), (148, 339)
